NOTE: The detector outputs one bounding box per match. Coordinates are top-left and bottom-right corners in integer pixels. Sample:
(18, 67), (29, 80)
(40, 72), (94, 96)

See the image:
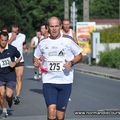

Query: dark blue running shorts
(43, 83), (72, 112)
(0, 71), (16, 90)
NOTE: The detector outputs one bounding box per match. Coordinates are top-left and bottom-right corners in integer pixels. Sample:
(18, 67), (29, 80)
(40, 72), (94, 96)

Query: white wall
(91, 38), (120, 63)
(96, 24), (113, 30)
(98, 43), (120, 52)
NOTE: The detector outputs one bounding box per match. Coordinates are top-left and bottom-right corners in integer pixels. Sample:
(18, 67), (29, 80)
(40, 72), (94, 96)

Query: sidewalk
(76, 63), (120, 80)
(25, 63), (120, 80)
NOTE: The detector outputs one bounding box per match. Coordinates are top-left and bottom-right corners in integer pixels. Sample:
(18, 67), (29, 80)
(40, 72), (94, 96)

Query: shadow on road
(30, 89), (43, 95)
(26, 77), (42, 82)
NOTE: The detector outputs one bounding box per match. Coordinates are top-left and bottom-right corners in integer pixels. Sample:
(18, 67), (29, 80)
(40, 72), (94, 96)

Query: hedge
(99, 25), (120, 43)
(98, 48), (120, 69)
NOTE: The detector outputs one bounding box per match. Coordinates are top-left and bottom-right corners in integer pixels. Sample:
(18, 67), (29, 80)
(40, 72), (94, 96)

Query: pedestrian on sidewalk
(34, 16), (82, 120)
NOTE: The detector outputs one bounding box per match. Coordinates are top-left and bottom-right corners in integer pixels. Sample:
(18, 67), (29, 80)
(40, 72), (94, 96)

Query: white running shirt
(32, 36), (40, 47)
(61, 29), (74, 38)
(9, 33), (26, 62)
(34, 35), (82, 84)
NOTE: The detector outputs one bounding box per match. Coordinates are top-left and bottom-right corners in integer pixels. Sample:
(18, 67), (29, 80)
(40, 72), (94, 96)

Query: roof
(90, 19), (120, 25)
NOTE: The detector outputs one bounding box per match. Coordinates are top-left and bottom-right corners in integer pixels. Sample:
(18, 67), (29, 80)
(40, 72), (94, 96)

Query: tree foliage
(0, 0), (119, 39)
(100, 25), (120, 43)
(90, 0), (119, 19)
(99, 48), (120, 69)
(0, 0), (64, 39)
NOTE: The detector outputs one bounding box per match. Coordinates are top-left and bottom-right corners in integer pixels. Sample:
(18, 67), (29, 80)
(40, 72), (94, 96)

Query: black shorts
(43, 83), (72, 112)
(15, 62), (24, 67)
(0, 71), (16, 90)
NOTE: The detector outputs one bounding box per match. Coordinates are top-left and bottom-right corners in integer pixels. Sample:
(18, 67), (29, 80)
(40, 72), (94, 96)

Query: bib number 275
(48, 62), (63, 72)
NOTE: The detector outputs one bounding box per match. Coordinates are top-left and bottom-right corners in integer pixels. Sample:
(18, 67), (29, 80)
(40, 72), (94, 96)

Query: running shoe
(39, 73), (42, 79)
(13, 96), (20, 105)
(69, 98), (71, 101)
(0, 112), (8, 119)
(34, 74), (39, 79)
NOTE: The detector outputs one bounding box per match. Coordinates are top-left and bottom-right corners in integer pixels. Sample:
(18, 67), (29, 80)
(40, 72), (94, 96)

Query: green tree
(90, 0), (119, 19)
(0, 0), (64, 39)
(0, 0), (119, 39)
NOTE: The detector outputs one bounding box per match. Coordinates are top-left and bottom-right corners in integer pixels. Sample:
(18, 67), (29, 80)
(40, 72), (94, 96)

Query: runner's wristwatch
(70, 60), (74, 67)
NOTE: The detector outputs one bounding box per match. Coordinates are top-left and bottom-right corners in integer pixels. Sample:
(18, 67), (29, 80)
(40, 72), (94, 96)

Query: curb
(75, 68), (120, 80)
(25, 65), (120, 80)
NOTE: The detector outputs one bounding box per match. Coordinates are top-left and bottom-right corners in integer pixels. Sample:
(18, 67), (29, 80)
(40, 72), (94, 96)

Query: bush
(98, 48), (120, 69)
(99, 25), (120, 43)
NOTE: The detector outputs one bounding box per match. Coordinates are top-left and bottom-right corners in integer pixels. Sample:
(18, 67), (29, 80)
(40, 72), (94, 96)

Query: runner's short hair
(0, 31), (9, 39)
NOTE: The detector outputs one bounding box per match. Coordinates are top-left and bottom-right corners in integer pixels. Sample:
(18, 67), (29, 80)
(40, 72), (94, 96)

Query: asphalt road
(1, 53), (120, 120)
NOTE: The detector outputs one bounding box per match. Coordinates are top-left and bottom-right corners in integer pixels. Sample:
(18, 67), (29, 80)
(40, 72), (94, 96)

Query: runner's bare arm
(63, 53), (82, 70)
(9, 56), (22, 68)
(8, 32), (17, 44)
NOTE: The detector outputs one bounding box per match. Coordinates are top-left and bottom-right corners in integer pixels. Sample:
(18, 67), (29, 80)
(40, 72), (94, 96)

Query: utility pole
(64, 0), (69, 19)
(70, 1), (77, 31)
(119, 0), (120, 24)
(83, 0), (89, 21)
